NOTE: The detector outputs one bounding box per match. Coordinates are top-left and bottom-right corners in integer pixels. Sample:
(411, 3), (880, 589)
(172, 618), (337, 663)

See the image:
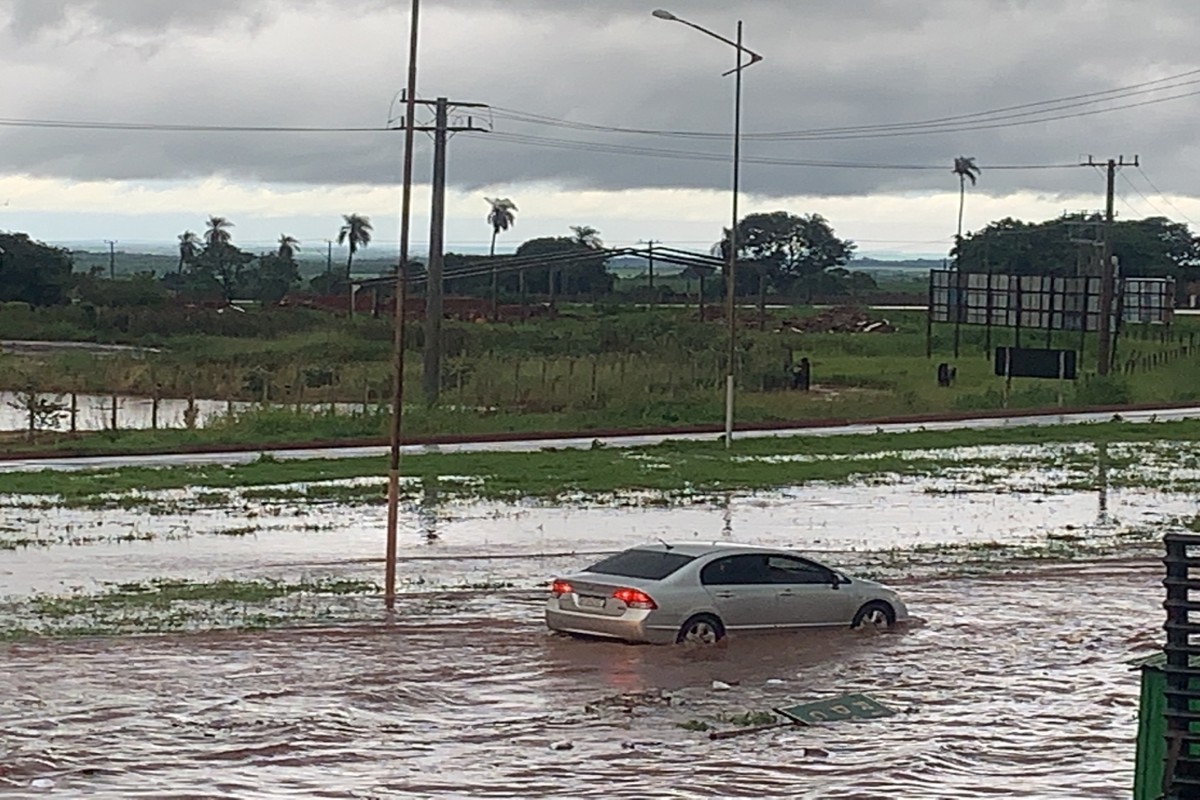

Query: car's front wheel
(677, 614), (725, 645)
(852, 601), (896, 629)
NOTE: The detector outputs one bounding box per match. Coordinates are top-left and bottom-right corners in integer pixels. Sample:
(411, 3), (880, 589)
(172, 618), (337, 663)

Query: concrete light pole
(653, 9), (762, 448)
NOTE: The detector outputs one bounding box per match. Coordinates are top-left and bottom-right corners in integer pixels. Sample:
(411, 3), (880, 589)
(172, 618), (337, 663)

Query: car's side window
(700, 554), (770, 585)
(766, 555), (833, 585)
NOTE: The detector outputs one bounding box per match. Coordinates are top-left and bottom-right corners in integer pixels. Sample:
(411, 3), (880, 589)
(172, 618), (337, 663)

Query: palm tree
(953, 157), (981, 262)
(277, 234), (300, 261)
(485, 198), (518, 257)
(338, 214), (373, 277)
(570, 225), (603, 250)
(486, 198), (518, 320)
(204, 216), (234, 248)
(177, 230), (201, 273)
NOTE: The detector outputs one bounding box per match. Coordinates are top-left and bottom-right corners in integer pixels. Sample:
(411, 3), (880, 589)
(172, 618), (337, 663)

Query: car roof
(626, 542), (791, 558)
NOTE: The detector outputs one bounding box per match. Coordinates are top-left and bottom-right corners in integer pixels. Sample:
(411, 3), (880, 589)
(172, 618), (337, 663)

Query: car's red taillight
(612, 587), (657, 610)
(551, 579), (573, 597)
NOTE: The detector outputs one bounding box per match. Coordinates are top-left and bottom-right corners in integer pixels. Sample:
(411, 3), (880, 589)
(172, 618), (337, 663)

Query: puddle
(0, 564), (1165, 797)
(0, 390), (368, 432)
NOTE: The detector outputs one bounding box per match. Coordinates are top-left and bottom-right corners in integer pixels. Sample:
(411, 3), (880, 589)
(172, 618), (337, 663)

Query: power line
(1134, 165), (1200, 228)
(492, 67), (1200, 142)
(1119, 171), (1170, 218)
(484, 131), (1080, 172)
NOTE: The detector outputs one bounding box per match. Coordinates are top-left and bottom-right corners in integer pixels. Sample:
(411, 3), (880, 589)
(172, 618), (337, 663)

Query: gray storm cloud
(0, 0), (1197, 200)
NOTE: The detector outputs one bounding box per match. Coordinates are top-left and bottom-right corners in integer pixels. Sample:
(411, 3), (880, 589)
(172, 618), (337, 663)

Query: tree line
(3, 201), (1197, 310)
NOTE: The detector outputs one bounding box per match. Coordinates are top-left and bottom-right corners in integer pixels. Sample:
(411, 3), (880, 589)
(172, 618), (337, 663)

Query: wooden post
(110, 394), (118, 431)
(151, 384), (160, 430)
(591, 359), (599, 403)
(70, 392), (78, 433)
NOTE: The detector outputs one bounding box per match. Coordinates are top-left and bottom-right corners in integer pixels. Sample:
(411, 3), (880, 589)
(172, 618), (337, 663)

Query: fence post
(591, 359), (599, 403)
(110, 394), (118, 431)
(151, 384), (160, 430)
(70, 392), (78, 433)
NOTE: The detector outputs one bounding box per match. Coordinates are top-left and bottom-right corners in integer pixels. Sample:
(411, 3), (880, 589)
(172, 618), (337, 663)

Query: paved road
(1, 405), (1197, 473)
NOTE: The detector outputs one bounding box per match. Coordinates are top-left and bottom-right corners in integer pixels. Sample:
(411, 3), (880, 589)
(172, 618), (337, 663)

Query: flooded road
(0, 563), (1160, 798)
(2, 478), (1187, 598)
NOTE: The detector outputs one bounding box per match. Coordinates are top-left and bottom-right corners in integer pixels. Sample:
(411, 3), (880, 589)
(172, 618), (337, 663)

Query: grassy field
(4, 417), (1198, 503)
(1, 303), (1197, 454)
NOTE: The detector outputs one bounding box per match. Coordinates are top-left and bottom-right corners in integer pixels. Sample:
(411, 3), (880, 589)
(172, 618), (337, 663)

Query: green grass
(2, 308), (1197, 457)
(4, 418), (1200, 504)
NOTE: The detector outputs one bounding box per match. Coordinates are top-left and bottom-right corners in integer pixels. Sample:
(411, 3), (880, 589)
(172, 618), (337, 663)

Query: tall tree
(0, 233), (73, 306)
(570, 225), (604, 250)
(486, 198), (518, 257)
(953, 156), (981, 265)
(486, 197), (518, 319)
(726, 211), (856, 302)
(201, 217), (237, 300)
(204, 216), (234, 248)
(338, 214), (373, 278)
(177, 230), (202, 274)
(277, 234), (300, 261)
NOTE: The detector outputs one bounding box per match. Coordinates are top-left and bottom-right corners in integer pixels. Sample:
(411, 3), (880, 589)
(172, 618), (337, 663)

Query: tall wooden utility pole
(1084, 155), (1139, 376)
(423, 98), (449, 406)
(409, 98), (489, 406)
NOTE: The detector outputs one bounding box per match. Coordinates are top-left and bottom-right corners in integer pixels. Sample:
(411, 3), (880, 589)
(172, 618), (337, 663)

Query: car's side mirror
(830, 572), (847, 589)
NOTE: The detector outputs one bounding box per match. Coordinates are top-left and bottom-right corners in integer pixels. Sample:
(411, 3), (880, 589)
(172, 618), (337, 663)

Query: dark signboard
(929, 271), (1174, 330)
(994, 347), (1078, 380)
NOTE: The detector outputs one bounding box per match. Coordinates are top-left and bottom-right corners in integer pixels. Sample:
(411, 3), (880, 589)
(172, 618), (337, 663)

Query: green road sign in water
(775, 694), (895, 725)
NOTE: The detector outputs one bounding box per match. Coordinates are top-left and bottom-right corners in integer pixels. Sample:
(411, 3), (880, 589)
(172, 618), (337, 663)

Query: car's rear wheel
(677, 614), (725, 645)
(852, 601), (896, 629)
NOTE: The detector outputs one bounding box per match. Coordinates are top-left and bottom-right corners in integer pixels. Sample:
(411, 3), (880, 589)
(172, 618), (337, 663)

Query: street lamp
(385, 0), (422, 611)
(653, 9), (762, 449)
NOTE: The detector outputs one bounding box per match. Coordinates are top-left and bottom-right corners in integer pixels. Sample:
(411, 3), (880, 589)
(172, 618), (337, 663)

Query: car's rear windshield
(586, 549), (696, 581)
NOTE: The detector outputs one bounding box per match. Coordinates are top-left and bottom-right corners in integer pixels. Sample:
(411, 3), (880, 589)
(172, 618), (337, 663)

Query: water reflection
(721, 492), (734, 539)
(418, 481), (440, 542)
(1097, 441), (1110, 525)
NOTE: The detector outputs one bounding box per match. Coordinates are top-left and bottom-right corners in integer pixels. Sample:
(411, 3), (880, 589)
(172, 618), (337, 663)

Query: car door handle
(777, 590), (796, 598)
(713, 591), (736, 599)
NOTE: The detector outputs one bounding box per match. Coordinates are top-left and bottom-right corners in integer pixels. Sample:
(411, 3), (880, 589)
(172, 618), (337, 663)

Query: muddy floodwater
(1, 448), (1196, 797)
(0, 565), (1164, 798)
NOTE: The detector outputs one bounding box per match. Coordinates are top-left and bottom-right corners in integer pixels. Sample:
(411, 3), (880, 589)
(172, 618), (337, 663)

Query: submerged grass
(2, 418), (1200, 505)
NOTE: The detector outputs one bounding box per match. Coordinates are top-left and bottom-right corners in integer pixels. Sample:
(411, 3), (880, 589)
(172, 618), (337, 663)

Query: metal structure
(1161, 533), (1200, 797)
(927, 269), (1175, 367)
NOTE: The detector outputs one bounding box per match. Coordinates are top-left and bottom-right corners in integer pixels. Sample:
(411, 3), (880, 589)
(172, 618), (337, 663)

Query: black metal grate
(1163, 533), (1200, 798)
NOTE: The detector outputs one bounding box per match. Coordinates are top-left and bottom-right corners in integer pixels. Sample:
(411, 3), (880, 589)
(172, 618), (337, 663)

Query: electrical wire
(1119, 171), (1170, 218)
(493, 67), (1200, 142)
(484, 131), (1081, 171)
(1134, 166), (1200, 227)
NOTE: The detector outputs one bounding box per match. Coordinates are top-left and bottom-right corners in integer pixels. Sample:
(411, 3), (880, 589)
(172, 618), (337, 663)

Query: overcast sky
(1, 0), (1198, 258)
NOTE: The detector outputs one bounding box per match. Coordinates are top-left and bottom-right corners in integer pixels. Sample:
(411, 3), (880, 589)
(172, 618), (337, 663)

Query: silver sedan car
(545, 542), (909, 645)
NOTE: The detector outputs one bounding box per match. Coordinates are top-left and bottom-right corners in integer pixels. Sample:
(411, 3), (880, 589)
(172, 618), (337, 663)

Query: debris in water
(551, 740), (574, 751)
(711, 680), (732, 692)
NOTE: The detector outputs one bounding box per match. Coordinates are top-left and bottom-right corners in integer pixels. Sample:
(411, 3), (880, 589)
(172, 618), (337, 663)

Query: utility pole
(105, 240), (117, 279)
(423, 97), (449, 406)
(325, 240), (333, 275)
(646, 240), (657, 291)
(1083, 155), (1138, 375)
(406, 97), (489, 406)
